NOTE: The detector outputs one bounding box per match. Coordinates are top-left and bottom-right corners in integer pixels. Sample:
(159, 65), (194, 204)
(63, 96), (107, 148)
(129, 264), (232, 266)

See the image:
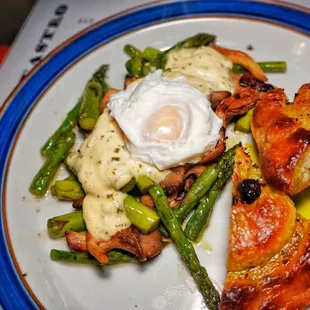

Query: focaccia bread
(251, 84), (310, 195)
(221, 147), (310, 310)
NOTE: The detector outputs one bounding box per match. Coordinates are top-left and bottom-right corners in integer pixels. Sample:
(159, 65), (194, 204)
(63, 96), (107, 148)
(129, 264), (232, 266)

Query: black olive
(238, 179), (261, 204)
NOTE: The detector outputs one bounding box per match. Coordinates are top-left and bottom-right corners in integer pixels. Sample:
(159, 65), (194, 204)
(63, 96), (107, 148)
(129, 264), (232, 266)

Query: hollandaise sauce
(67, 110), (168, 241)
(164, 46), (234, 97)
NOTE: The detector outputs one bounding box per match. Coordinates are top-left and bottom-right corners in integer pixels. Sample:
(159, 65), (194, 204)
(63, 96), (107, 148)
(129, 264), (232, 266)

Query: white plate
(1, 1), (310, 309)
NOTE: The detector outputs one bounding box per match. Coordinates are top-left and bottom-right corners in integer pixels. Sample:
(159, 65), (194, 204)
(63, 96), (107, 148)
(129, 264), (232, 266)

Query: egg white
(108, 70), (223, 170)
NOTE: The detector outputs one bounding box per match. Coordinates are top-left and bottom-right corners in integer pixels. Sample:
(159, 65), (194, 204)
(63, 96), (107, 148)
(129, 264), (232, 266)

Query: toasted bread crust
(227, 148), (296, 272)
(221, 147), (310, 310)
(222, 217), (310, 310)
(251, 85), (310, 195)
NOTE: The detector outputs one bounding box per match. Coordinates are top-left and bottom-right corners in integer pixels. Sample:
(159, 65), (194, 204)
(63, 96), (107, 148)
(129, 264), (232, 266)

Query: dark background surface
(0, 0), (35, 45)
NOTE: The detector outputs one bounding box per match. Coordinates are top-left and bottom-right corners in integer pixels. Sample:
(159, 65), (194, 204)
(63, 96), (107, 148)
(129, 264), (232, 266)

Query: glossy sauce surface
(164, 46), (234, 97)
(67, 110), (168, 241)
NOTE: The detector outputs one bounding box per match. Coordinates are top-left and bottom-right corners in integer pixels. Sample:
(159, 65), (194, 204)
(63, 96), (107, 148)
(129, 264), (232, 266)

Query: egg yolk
(143, 106), (184, 142)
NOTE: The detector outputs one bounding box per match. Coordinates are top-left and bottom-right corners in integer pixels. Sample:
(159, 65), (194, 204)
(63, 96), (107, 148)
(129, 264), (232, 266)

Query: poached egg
(108, 70), (223, 170)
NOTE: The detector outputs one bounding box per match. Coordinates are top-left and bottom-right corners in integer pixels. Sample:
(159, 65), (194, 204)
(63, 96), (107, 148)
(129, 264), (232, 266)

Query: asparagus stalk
(79, 64), (109, 131)
(170, 33), (216, 50)
(149, 185), (220, 310)
(125, 33), (216, 77)
(233, 61), (287, 73)
(124, 44), (143, 58)
(234, 108), (254, 133)
(185, 143), (240, 241)
(50, 249), (135, 265)
(125, 57), (143, 77)
(47, 210), (86, 239)
(120, 177), (136, 193)
(141, 47), (160, 61)
(174, 164), (218, 223)
(91, 63), (110, 94)
(136, 175), (155, 194)
(51, 178), (85, 200)
(159, 224), (170, 238)
(123, 195), (160, 234)
(155, 33), (217, 70)
(41, 99), (82, 157)
(30, 131), (76, 196)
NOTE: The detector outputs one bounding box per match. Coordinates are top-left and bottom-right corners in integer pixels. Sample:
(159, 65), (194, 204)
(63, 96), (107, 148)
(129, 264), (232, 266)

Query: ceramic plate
(1, 1), (310, 309)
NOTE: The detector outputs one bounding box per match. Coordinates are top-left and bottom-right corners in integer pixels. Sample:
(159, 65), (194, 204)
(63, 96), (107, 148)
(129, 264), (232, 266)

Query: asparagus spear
(91, 63), (110, 94)
(123, 195), (160, 234)
(136, 175), (155, 194)
(170, 33), (216, 50)
(50, 249), (135, 265)
(233, 61), (287, 73)
(159, 224), (170, 238)
(41, 99), (82, 157)
(155, 33), (217, 69)
(47, 210), (86, 239)
(125, 33), (216, 77)
(51, 178), (85, 200)
(30, 131), (76, 196)
(120, 177), (136, 193)
(149, 185), (220, 310)
(36, 66), (109, 194)
(141, 47), (160, 61)
(174, 164), (218, 223)
(135, 174), (168, 237)
(125, 57), (143, 77)
(79, 64), (109, 131)
(124, 44), (143, 58)
(185, 143), (240, 241)
(234, 108), (254, 133)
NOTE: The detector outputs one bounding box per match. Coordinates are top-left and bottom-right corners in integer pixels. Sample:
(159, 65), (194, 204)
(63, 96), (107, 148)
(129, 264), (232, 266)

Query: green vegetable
(185, 143), (240, 241)
(149, 185), (220, 310)
(141, 47), (160, 61)
(258, 61), (287, 73)
(124, 44), (143, 58)
(79, 64), (109, 131)
(50, 249), (135, 265)
(51, 178), (85, 200)
(175, 164), (218, 223)
(294, 187), (310, 219)
(30, 131), (76, 196)
(141, 64), (151, 76)
(234, 108), (254, 133)
(125, 57), (143, 77)
(233, 61), (287, 73)
(120, 177), (136, 193)
(153, 33), (217, 71)
(91, 63), (110, 94)
(123, 195), (160, 234)
(37, 67), (106, 193)
(41, 99), (82, 157)
(124, 33), (216, 77)
(159, 224), (170, 238)
(64, 173), (77, 181)
(47, 210), (86, 239)
(170, 33), (216, 49)
(136, 175), (155, 194)
(245, 143), (260, 166)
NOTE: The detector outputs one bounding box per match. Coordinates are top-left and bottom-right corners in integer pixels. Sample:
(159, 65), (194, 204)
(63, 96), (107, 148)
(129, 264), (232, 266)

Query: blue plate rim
(0, 1), (309, 309)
